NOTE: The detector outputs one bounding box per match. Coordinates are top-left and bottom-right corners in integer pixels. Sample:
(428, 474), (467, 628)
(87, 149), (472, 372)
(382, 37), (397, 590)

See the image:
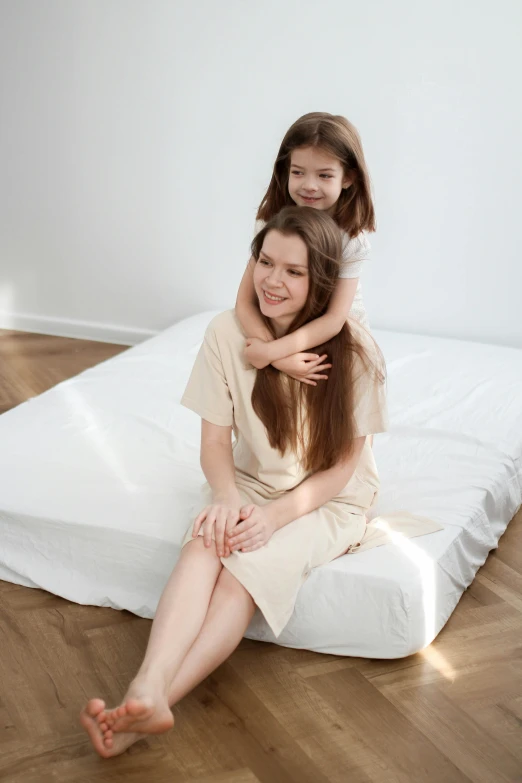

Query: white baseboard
(0, 311), (158, 346)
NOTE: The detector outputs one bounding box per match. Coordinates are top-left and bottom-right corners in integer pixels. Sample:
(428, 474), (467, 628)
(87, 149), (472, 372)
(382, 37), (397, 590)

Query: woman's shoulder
(205, 310), (245, 348)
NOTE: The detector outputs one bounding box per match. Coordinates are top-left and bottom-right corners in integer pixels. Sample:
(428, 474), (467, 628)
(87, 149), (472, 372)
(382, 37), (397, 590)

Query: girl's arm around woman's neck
(235, 258), (273, 344)
(267, 277), (358, 363)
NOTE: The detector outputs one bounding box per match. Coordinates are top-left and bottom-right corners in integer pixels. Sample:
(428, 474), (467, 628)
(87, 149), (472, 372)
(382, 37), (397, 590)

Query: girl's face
(253, 229), (310, 335)
(288, 146), (353, 214)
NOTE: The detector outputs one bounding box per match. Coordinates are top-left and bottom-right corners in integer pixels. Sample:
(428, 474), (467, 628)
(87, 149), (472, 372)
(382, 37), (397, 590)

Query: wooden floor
(0, 329), (521, 783)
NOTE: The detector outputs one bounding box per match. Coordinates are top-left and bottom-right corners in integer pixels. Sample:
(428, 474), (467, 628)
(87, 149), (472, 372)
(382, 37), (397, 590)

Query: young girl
(236, 111), (375, 385)
(80, 207), (388, 757)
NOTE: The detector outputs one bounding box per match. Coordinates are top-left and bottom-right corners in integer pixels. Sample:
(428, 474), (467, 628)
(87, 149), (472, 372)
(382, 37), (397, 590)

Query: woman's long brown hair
(251, 206), (383, 474)
(257, 112), (375, 238)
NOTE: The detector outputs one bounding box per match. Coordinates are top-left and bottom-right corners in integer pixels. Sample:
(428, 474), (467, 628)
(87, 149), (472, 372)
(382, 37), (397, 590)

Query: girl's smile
(299, 194), (322, 205)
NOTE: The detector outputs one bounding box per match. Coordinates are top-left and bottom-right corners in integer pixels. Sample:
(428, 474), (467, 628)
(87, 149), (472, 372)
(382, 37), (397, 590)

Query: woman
(81, 206), (388, 757)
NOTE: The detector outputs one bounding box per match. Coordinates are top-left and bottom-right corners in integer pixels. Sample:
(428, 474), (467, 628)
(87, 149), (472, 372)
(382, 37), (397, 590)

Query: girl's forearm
(267, 277), (358, 362)
(200, 441), (240, 503)
(267, 312), (346, 363)
(235, 258), (273, 342)
(236, 299), (273, 342)
(264, 437), (366, 530)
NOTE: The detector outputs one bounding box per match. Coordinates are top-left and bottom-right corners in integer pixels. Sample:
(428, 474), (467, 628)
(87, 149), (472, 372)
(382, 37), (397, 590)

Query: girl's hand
(272, 353), (331, 386)
(192, 499), (241, 557)
(226, 504), (277, 553)
(244, 337), (272, 369)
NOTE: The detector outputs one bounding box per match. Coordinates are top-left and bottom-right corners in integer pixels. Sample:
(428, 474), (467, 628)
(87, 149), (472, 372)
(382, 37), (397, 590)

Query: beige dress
(179, 310), (439, 638)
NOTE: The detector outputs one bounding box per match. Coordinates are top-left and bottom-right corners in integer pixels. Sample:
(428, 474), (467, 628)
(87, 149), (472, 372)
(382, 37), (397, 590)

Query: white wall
(1, 0), (521, 346)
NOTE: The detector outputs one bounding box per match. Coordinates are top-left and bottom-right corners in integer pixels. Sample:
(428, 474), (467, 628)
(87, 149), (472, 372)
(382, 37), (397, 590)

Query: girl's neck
(327, 202), (341, 219)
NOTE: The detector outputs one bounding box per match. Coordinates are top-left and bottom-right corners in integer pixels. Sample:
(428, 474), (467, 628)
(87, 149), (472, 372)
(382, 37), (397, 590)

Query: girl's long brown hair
(257, 112), (375, 238)
(251, 206), (383, 474)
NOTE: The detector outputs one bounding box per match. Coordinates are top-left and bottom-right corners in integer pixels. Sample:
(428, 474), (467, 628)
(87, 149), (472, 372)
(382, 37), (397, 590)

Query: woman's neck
(270, 316), (292, 338)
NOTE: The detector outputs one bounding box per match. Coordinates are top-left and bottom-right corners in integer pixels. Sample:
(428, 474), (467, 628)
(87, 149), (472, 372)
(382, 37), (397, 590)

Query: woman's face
(253, 229), (310, 334)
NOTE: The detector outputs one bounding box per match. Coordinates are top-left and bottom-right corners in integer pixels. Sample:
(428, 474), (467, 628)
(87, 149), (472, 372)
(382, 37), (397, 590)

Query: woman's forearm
(264, 437), (366, 530)
(200, 440), (240, 503)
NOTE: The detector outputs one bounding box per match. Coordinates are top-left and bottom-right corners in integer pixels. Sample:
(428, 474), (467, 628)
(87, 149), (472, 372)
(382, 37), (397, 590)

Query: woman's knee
(181, 536), (222, 566)
(217, 567), (253, 603)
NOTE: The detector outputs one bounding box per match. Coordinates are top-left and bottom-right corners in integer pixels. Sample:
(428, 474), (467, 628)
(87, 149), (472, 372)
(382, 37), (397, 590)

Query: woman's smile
(262, 289), (288, 305)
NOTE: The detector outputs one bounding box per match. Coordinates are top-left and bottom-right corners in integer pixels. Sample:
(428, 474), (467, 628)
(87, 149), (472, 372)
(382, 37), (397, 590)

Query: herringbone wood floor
(0, 329), (521, 783)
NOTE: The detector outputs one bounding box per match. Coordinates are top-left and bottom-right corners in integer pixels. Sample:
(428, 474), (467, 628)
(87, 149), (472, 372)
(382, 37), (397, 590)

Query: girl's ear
(342, 170), (356, 189)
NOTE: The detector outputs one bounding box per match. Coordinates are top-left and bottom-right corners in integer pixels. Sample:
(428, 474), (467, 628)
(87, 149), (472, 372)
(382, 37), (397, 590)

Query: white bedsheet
(0, 312), (521, 658)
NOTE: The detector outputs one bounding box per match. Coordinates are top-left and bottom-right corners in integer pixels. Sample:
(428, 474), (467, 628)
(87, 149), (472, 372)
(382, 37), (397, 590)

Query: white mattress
(0, 312), (521, 658)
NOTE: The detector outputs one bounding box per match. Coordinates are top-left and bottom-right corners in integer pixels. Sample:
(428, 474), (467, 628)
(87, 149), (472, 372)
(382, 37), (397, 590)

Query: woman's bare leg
(109, 565), (256, 735)
(81, 539), (256, 757)
(104, 565), (255, 738)
(81, 537), (222, 755)
(132, 537), (223, 687)
(164, 567), (255, 706)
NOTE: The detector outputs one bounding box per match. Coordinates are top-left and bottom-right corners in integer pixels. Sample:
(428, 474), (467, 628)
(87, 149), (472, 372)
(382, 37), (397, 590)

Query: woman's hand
(226, 504), (277, 553)
(192, 496), (241, 557)
(244, 337), (273, 369)
(272, 353), (331, 386)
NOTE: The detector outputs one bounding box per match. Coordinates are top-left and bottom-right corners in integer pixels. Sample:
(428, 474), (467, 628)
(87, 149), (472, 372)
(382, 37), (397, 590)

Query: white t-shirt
(254, 219), (370, 327)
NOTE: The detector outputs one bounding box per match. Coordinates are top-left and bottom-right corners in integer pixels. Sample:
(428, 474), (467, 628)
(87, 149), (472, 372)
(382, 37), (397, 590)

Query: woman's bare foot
(80, 698), (143, 758)
(98, 679), (174, 736)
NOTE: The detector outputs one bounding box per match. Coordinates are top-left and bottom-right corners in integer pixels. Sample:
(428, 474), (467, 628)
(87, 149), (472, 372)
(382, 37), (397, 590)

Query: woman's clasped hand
(192, 502), (277, 556)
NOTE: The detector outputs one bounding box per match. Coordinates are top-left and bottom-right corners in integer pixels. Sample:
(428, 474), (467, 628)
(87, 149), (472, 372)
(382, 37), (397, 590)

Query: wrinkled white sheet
(0, 312), (520, 657)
